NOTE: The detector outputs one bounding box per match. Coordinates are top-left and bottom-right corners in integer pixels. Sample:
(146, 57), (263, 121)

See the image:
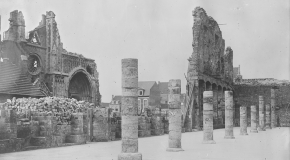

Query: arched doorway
(68, 71), (92, 102)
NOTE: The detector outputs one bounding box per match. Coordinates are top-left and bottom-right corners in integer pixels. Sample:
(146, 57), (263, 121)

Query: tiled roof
(158, 82), (169, 94)
(138, 81), (156, 96)
(0, 60), (45, 97)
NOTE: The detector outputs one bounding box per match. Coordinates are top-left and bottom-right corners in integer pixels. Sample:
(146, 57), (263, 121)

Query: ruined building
(0, 10), (101, 105)
(184, 7), (234, 131)
(233, 66), (290, 127)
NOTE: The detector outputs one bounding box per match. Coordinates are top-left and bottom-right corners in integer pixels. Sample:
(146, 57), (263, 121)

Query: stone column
(221, 89), (226, 125)
(202, 91), (215, 144)
(265, 104), (271, 129)
(193, 80), (201, 131)
(258, 96), (266, 131)
(199, 81), (205, 129)
(224, 91), (235, 139)
(184, 82), (193, 132)
(212, 86), (218, 123)
(217, 87), (223, 125)
(167, 79), (184, 152)
(240, 106), (248, 135)
(271, 89), (276, 128)
(250, 105), (258, 133)
(118, 59), (142, 160)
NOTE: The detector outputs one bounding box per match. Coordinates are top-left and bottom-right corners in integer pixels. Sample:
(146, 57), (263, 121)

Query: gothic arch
(68, 69), (93, 102)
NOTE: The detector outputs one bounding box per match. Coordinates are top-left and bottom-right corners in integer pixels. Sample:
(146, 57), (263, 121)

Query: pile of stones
(0, 97), (95, 125)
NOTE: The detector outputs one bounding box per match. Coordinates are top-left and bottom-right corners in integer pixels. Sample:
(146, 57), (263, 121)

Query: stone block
(66, 134), (86, 144)
(30, 137), (47, 147)
(0, 139), (9, 153)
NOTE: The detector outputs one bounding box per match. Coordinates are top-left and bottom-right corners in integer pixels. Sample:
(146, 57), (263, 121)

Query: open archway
(68, 71), (92, 102)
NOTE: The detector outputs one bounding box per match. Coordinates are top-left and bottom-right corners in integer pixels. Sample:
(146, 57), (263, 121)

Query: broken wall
(191, 7), (233, 84)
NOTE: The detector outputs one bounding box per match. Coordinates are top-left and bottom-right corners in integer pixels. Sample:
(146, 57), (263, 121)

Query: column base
(250, 130), (258, 133)
(166, 148), (184, 152)
(118, 153), (142, 160)
(224, 136), (235, 139)
(240, 133), (248, 135)
(202, 140), (216, 144)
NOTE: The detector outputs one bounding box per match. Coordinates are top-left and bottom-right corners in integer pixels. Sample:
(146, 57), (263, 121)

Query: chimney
(4, 10), (26, 41)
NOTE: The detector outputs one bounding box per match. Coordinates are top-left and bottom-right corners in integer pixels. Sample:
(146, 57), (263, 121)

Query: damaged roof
(0, 59), (46, 97)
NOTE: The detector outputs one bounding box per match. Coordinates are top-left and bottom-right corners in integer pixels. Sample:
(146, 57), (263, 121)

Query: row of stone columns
(119, 59), (277, 159)
(202, 90), (277, 144)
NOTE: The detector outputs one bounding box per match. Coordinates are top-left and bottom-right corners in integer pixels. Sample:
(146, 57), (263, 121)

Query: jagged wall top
(189, 7), (233, 84)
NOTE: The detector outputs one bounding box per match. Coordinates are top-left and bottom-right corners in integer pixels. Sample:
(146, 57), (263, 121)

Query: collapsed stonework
(0, 96), (168, 153)
(184, 7), (234, 131)
(0, 10), (101, 105)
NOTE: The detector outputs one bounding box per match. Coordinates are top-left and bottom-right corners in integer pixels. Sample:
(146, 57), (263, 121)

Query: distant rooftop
(235, 78), (290, 86)
(158, 82), (169, 94)
(138, 81), (156, 96)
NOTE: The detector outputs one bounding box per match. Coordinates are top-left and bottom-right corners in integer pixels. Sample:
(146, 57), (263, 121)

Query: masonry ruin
(0, 6), (290, 158)
(0, 10), (101, 105)
(184, 7), (233, 132)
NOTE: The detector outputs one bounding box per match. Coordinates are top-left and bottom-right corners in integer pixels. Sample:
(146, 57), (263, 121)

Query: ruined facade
(184, 7), (234, 131)
(0, 10), (101, 105)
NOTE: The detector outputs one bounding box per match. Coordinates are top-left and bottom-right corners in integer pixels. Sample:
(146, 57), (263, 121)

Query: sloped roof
(0, 60), (45, 97)
(138, 81), (156, 96)
(158, 82), (169, 94)
(112, 95), (122, 101)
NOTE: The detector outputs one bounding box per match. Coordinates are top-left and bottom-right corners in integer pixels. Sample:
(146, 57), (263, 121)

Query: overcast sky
(1, 0), (289, 102)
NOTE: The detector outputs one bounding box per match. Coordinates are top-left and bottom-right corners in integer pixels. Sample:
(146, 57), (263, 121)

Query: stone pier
(258, 96), (266, 131)
(193, 82), (201, 131)
(202, 91), (215, 144)
(250, 105), (258, 133)
(167, 79), (184, 152)
(118, 59), (142, 160)
(66, 113), (86, 144)
(271, 89), (276, 128)
(240, 106), (248, 135)
(224, 91), (235, 139)
(265, 104), (271, 129)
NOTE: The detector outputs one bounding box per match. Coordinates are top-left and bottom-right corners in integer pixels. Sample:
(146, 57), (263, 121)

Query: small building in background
(109, 95), (121, 117)
(138, 81), (160, 115)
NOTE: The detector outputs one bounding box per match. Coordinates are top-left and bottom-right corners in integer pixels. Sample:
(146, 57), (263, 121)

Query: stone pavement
(0, 127), (289, 160)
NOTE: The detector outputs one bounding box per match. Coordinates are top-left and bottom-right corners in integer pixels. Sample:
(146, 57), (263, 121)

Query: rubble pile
(0, 97), (94, 124)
